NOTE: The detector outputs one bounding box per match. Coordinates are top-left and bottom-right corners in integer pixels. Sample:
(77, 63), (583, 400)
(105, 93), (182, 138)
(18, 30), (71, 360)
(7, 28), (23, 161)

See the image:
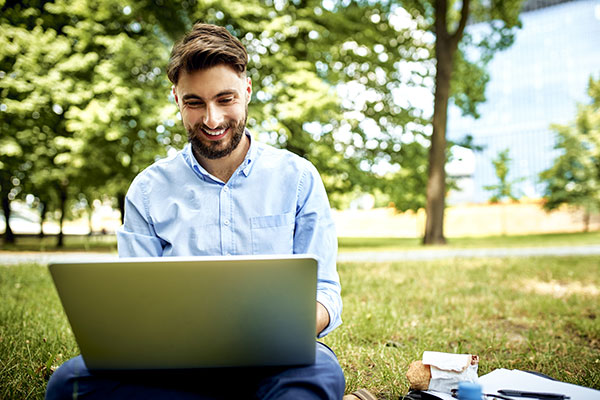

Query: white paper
(423, 351), (472, 372)
(479, 369), (600, 400)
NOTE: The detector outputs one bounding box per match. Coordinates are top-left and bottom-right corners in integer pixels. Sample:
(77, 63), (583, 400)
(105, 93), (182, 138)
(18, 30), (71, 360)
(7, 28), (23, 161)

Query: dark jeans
(45, 342), (345, 399)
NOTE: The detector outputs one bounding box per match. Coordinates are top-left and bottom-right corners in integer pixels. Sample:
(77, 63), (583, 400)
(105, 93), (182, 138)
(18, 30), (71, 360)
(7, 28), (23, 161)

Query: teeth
(203, 128), (226, 136)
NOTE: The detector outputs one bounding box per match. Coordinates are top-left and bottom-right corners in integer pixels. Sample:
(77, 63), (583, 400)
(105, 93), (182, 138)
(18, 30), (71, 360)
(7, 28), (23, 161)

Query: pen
(497, 389), (570, 400)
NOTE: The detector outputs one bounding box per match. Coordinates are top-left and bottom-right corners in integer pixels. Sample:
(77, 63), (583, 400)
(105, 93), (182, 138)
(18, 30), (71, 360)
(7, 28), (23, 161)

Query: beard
(187, 109), (247, 160)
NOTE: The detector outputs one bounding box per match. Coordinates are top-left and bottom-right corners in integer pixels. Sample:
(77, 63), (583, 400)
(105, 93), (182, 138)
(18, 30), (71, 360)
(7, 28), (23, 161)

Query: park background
(2, 0), (600, 242)
(1, 0), (600, 399)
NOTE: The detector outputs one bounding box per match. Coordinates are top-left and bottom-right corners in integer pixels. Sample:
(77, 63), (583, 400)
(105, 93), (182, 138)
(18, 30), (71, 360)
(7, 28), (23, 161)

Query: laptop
(48, 254), (317, 371)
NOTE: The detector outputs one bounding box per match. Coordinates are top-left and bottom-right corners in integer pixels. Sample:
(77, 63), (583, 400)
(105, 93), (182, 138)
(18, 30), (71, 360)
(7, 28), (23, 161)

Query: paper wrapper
(406, 352), (479, 392)
(423, 351), (479, 393)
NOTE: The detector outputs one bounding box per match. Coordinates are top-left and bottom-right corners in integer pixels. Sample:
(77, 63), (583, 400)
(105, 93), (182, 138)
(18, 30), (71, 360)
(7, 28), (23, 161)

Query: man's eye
(186, 102), (204, 107)
(219, 97), (234, 104)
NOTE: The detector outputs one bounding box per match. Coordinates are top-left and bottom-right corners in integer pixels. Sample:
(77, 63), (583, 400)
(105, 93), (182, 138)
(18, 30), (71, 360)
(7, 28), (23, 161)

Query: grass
(338, 231), (600, 252)
(0, 234), (118, 253)
(321, 256), (600, 398)
(1, 231), (599, 253)
(1, 256), (599, 399)
(0, 264), (78, 399)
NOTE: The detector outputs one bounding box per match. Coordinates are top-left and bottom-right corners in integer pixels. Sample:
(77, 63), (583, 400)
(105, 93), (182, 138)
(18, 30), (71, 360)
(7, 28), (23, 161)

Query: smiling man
(176, 65), (250, 179)
(46, 23), (345, 399)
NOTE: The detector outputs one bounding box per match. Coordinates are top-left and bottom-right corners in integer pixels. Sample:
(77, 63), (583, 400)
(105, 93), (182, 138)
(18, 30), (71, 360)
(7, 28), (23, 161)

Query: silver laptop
(48, 254), (317, 371)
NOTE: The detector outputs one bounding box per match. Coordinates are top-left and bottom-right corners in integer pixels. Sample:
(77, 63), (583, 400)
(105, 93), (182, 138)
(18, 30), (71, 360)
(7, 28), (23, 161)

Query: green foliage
(451, 0), (522, 117)
(1, 0), (525, 235)
(484, 148), (522, 203)
(1, 0), (184, 236)
(0, 14), (80, 239)
(188, 0), (427, 205)
(540, 76), (600, 215)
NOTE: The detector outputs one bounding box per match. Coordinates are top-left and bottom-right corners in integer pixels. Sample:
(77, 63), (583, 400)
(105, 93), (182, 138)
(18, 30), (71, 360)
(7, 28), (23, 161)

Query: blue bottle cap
(458, 382), (482, 400)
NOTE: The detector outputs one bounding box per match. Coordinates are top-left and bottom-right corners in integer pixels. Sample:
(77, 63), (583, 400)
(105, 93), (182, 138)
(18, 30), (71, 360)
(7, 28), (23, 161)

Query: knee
(315, 343), (346, 397)
(45, 356), (84, 400)
(258, 344), (345, 399)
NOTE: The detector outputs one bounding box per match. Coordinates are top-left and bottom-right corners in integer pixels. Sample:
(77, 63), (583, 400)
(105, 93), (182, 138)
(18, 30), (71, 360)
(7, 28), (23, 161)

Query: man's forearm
(316, 301), (330, 335)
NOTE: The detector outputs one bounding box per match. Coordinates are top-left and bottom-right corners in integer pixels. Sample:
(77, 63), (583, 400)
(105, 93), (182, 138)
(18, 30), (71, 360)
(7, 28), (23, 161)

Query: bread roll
(406, 360), (432, 390)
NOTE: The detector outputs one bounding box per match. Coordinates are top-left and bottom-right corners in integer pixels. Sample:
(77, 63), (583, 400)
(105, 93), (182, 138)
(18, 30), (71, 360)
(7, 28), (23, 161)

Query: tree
(179, 1), (386, 205)
(1, 0), (178, 244)
(184, 1), (444, 210)
(394, 0), (524, 244)
(540, 76), (600, 231)
(145, 0), (440, 210)
(2, 0), (524, 241)
(0, 7), (78, 244)
(484, 147), (523, 235)
(484, 148), (522, 203)
(50, 0), (182, 222)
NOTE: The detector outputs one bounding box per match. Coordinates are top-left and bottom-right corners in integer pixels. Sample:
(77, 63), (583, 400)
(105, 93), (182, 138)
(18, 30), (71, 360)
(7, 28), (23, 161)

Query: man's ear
(172, 86), (179, 106)
(246, 77), (252, 104)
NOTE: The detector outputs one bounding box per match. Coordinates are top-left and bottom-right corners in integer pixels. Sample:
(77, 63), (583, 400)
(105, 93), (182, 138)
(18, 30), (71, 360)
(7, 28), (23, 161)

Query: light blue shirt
(117, 132), (342, 337)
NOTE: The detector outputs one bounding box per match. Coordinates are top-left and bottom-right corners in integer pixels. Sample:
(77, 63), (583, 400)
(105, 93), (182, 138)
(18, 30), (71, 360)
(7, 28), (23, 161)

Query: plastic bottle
(457, 382), (483, 400)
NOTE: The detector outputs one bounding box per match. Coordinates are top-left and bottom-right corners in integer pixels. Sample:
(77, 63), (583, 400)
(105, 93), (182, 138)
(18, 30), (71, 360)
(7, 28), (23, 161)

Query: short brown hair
(167, 23), (248, 84)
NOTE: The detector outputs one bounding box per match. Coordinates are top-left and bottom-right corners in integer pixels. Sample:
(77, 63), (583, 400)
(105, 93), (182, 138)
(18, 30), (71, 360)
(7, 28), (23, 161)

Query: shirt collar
(183, 129), (258, 181)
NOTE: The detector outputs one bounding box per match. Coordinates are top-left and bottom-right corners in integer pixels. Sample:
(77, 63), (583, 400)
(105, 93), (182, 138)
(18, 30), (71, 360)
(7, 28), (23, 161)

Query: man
(46, 23), (345, 399)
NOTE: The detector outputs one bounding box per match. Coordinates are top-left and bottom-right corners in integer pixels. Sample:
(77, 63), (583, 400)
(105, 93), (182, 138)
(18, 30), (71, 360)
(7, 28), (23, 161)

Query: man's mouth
(201, 127), (229, 140)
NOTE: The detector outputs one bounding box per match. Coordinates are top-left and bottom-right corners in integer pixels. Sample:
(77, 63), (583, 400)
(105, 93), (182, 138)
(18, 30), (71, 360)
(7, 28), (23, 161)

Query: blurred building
(446, 0), (600, 204)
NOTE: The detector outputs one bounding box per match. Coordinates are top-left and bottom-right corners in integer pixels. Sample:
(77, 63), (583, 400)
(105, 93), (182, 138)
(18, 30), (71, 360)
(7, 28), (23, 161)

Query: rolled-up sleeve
(294, 162), (342, 338)
(117, 176), (165, 258)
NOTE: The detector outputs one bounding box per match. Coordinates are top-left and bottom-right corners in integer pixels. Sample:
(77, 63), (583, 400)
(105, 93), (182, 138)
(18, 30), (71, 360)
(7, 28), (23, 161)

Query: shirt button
(223, 219), (230, 226)
(223, 186), (229, 192)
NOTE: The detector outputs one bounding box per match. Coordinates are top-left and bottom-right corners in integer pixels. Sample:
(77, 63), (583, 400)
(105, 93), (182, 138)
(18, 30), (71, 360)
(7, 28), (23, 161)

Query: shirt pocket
(250, 212), (295, 254)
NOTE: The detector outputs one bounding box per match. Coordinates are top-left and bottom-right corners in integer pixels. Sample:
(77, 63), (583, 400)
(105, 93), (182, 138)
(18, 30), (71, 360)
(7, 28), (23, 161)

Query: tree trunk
(424, 36), (453, 245)
(88, 207), (94, 235)
(57, 186), (67, 247)
(2, 192), (15, 244)
(423, 0), (470, 245)
(117, 192), (126, 225)
(583, 209), (590, 232)
(39, 201), (47, 238)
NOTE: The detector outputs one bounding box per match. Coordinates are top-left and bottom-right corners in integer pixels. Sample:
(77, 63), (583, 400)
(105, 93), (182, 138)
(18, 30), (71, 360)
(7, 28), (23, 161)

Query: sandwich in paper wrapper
(406, 351), (479, 393)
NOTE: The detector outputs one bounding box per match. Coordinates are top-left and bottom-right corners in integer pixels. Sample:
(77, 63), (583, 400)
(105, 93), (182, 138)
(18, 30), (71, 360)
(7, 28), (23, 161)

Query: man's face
(173, 65), (252, 160)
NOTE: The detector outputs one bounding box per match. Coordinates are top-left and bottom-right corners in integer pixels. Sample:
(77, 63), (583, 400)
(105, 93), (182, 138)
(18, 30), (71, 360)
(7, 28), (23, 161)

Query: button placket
(220, 185), (233, 255)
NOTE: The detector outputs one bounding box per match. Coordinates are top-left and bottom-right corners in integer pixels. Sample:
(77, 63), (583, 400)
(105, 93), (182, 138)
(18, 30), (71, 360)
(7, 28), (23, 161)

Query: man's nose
(203, 104), (224, 129)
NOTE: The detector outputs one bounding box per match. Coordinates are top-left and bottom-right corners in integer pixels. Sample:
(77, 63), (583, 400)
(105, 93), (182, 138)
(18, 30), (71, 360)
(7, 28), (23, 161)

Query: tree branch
(450, 0), (471, 49)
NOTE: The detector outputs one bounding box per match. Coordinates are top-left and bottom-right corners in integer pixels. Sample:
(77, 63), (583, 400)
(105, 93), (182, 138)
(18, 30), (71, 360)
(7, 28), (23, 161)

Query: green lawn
(2, 231), (600, 253)
(2, 256), (599, 399)
(338, 231), (600, 252)
(0, 234), (118, 253)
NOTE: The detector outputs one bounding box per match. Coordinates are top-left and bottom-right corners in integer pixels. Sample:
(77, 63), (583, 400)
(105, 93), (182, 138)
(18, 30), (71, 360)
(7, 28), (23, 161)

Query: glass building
(446, 0), (600, 204)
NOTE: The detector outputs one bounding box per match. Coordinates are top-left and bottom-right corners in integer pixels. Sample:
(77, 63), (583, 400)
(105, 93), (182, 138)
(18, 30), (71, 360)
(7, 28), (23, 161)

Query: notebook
(48, 254), (318, 371)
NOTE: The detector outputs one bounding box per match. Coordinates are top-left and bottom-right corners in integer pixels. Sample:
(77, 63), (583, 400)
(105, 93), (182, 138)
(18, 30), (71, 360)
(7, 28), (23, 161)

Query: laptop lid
(48, 254), (317, 370)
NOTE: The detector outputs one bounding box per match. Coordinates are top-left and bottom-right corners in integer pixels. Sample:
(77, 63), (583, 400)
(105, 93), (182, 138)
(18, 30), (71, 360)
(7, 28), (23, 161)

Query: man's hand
(316, 301), (330, 336)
